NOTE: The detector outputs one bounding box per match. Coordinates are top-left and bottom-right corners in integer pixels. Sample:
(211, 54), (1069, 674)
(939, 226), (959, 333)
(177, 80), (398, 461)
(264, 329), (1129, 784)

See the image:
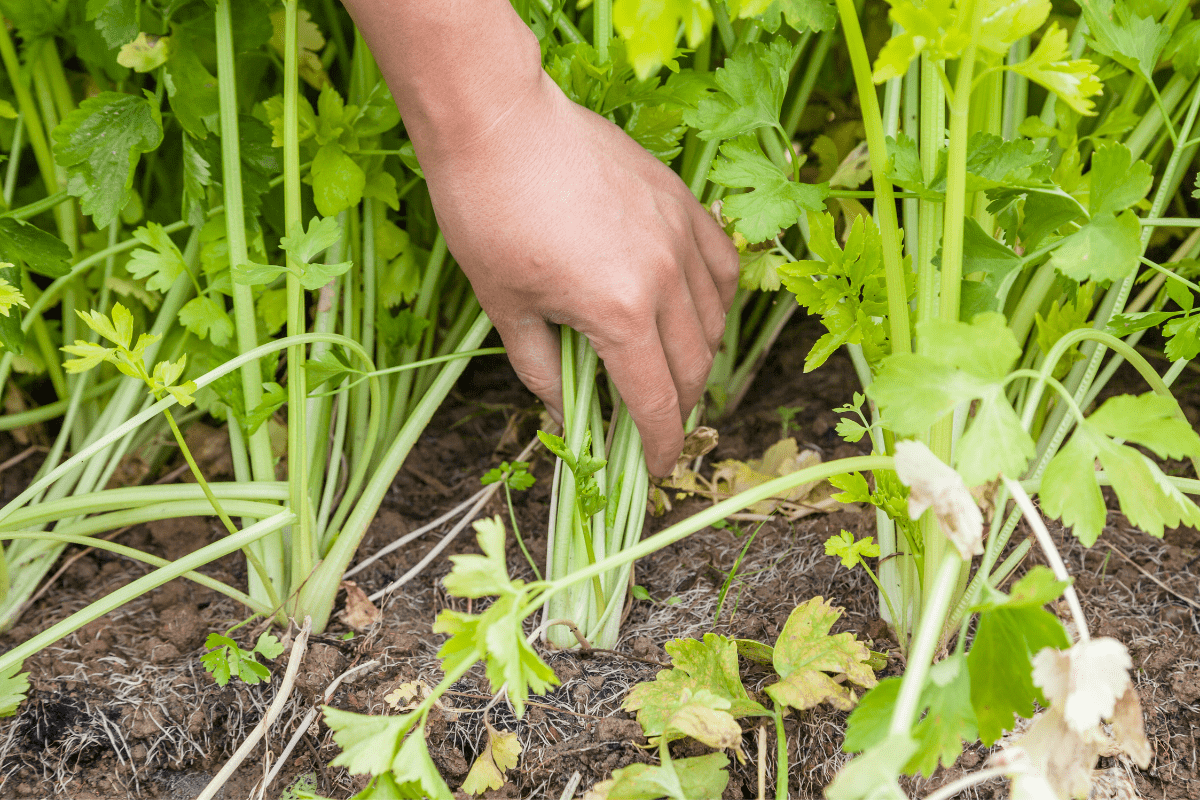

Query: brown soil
(0, 318), (1197, 799)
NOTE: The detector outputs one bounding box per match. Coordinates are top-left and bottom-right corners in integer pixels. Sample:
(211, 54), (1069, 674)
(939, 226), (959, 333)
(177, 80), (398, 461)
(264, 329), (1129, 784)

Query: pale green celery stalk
(594, 0), (611, 61)
(1, 484), (286, 529)
(215, 0), (286, 604)
(1, 531), (271, 614)
(834, 0), (911, 359)
(1001, 40), (1029, 142)
(887, 552), (961, 736)
(969, 68), (1002, 230)
(305, 211), (347, 505)
(214, 0), (276, 486)
(1126, 76), (1191, 162)
(541, 455), (895, 604)
(282, 0), (315, 591)
(919, 0), (984, 609)
(900, 60), (919, 257)
(0, 25), (56, 199)
(29, 221), (118, 506)
(296, 313), (492, 633)
(723, 295), (796, 415)
(915, 55), (944, 337)
(0, 510), (295, 677)
(2, 117), (22, 206)
(783, 30), (835, 138)
(386, 234), (448, 440)
(356, 198), (377, 467)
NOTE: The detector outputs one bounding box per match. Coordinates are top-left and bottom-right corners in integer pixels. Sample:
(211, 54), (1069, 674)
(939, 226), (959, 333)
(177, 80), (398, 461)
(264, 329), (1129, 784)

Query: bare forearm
(339, 0), (543, 156)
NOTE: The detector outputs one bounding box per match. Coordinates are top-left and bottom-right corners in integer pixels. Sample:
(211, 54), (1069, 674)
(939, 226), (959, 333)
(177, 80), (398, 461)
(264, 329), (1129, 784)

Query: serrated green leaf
(960, 218), (1023, 318)
(738, 250), (786, 291)
(0, 275), (28, 318)
(232, 261), (288, 287)
(826, 733), (917, 800)
(323, 705), (416, 776)
(52, 91), (164, 229)
(254, 631), (285, 660)
(86, 0), (136, 48)
(1012, 23), (1103, 115)
(0, 663), (29, 718)
(873, 0), (969, 82)
(710, 136), (827, 243)
(613, 0), (712, 80)
(1049, 210), (1141, 283)
(625, 103), (687, 162)
(179, 296), (234, 347)
(589, 753), (730, 800)
(685, 40), (794, 141)
(128, 222), (187, 293)
(625, 633), (769, 738)
(1084, 0), (1170, 83)
(1088, 142), (1152, 216)
(443, 517), (516, 599)
(968, 568), (1070, 744)
(1164, 313), (1200, 361)
(1088, 392), (1200, 461)
(165, 45), (219, 139)
(480, 595), (559, 718)
(281, 216), (344, 265)
(766, 597), (876, 712)
(751, 0), (837, 33)
(824, 530), (879, 569)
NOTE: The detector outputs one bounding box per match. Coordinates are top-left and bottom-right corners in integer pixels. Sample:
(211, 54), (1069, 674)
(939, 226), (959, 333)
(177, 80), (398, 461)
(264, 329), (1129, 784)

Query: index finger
(590, 327), (684, 478)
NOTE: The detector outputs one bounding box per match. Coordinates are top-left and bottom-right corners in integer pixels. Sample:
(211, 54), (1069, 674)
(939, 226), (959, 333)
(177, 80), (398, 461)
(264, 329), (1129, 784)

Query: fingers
(657, 272), (717, 422)
(593, 325), (685, 478)
(690, 205), (741, 311)
(494, 315), (564, 425)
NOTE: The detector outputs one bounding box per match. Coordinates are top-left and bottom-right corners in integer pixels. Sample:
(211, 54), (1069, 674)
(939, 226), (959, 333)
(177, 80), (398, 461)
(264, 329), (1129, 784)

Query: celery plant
(0, 0), (499, 672)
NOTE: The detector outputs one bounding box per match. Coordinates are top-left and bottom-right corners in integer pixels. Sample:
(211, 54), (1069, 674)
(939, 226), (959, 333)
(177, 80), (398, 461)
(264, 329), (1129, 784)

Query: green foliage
(824, 530), (880, 569)
(588, 753), (730, 800)
(1041, 393), (1200, 545)
(709, 137), (827, 243)
(435, 517), (558, 717)
(0, 218), (73, 278)
(481, 461), (536, 491)
(780, 211), (907, 370)
(685, 40), (794, 142)
(967, 568), (1070, 744)
(766, 596), (878, 712)
(869, 313), (1034, 485)
(612, 0), (712, 79)
(200, 630), (284, 686)
(52, 91), (164, 229)
(0, 663), (30, 718)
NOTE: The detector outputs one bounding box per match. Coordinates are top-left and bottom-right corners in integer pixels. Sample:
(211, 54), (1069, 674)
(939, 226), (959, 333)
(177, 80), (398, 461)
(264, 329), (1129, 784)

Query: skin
(341, 0), (740, 476)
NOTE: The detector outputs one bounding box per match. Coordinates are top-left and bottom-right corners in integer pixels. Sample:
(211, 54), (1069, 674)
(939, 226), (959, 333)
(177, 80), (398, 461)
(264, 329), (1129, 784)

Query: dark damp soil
(0, 316), (1197, 799)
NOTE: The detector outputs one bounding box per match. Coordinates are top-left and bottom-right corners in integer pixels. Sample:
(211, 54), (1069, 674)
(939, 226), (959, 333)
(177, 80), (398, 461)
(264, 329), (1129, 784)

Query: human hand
(412, 73), (739, 477)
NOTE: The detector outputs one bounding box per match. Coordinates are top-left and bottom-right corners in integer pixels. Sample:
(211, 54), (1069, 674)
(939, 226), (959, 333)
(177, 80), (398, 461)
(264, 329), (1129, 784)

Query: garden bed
(2, 318), (1197, 799)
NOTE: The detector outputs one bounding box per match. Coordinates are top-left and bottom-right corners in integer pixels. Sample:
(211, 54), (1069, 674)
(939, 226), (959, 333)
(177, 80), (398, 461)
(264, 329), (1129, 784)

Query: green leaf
(323, 705), (416, 776)
(311, 143), (365, 217)
(52, 91), (164, 229)
(826, 733), (917, 800)
(536, 430), (574, 468)
(1084, 0), (1170, 83)
(442, 516), (517, 599)
(977, 0), (1051, 56)
(0, 218), (71, 279)
(1088, 142), (1153, 216)
(390, 729), (453, 799)
(179, 296), (234, 347)
(710, 136), (827, 243)
(0, 663), (29, 717)
(613, 0), (713, 80)
(1164, 313), (1200, 361)
(1042, 393), (1200, 545)
(1108, 310), (1178, 337)
(0, 266), (24, 353)
(884, 132), (934, 198)
(61, 340), (116, 373)
(738, 250), (786, 291)
(685, 40), (794, 141)
(281, 216), (344, 264)
(659, 688), (743, 750)
(165, 46), (219, 139)
(1049, 210), (1141, 284)
(181, 133), (212, 226)
(1012, 23), (1103, 115)
(766, 597), (877, 712)
(117, 32), (170, 72)
(589, 753), (730, 800)
(625, 104), (687, 162)
(253, 631), (285, 660)
(873, 0), (969, 82)
(625, 633), (770, 738)
(968, 568), (1070, 744)
(750, 0), (837, 34)
(0, 274), (27, 318)
(959, 218), (1023, 318)
(128, 222), (187, 293)
(480, 596), (559, 717)
(1088, 392), (1200, 461)
(232, 261), (288, 287)
(842, 677), (900, 753)
(86, 0), (136, 49)
(824, 530), (879, 569)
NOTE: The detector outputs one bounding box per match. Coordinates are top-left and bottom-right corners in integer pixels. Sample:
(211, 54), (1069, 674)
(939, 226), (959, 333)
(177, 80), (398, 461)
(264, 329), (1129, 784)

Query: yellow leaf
(461, 721), (522, 795)
(117, 33), (171, 72)
(270, 9), (330, 89)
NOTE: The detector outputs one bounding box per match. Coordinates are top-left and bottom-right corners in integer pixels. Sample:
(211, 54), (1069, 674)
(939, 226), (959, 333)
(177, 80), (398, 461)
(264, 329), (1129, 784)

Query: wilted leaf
(766, 597), (877, 712)
(893, 440), (983, 559)
(340, 580), (380, 630)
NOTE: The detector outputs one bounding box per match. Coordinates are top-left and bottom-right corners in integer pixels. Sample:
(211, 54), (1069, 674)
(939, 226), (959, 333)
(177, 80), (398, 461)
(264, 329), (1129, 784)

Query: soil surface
(0, 317), (1198, 799)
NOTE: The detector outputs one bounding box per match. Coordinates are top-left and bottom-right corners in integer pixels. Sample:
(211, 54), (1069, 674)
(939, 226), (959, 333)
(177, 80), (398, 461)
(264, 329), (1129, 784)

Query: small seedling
(200, 629), (285, 686)
(481, 460), (540, 579)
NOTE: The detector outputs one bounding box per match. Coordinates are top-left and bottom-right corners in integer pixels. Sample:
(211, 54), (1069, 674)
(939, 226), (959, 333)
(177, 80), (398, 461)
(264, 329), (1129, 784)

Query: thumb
(494, 316), (564, 425)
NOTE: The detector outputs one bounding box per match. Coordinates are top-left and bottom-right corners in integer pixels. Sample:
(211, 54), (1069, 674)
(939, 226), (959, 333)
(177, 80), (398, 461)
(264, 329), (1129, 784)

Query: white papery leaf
(1032, 638), (1131, 734)
(893, 440), (984, 558)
